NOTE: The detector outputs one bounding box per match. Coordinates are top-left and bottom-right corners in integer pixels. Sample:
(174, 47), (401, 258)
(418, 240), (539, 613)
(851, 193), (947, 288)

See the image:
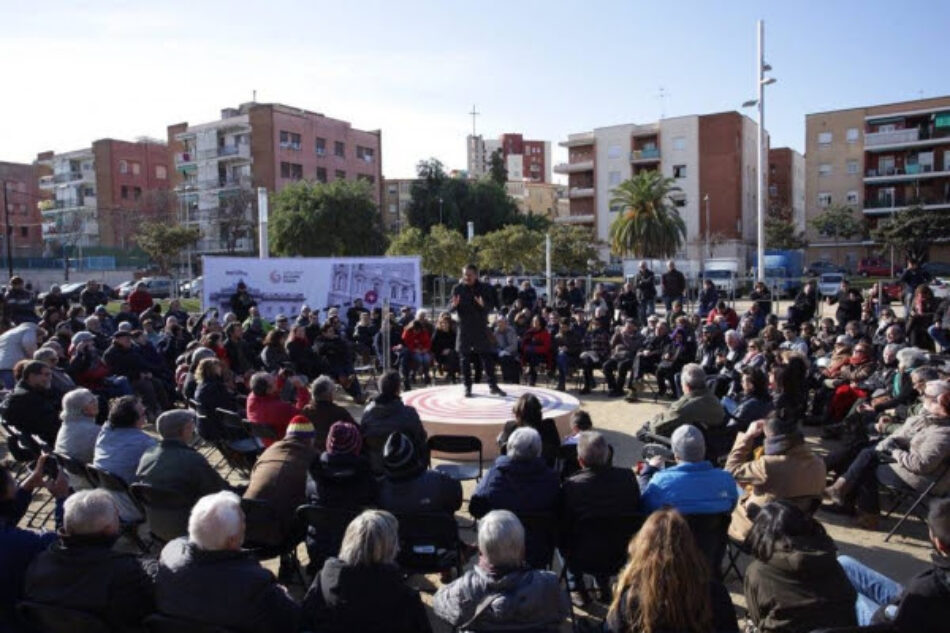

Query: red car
(857, 258), (900, 277)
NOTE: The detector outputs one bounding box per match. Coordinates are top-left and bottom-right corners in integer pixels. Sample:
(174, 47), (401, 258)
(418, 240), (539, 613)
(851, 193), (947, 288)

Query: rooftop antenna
(469, 104), (480, 137)
(657, 86), (668, 119)
(252, 89), (257, 102)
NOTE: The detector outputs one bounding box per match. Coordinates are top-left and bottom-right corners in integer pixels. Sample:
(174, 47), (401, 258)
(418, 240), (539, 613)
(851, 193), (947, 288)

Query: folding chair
(129, 482), (194, 546)
(240, 498), (307, 587)
(427, 435), (483, 483)
(881, 459), (950, 543)
(393, 511), (465, 580)
(557, 443), (580, 481)
(87, 465), (150, 552)
(17, 601), (109, 633)
(516, 511), (559, 570)
(53, 452), (97, 489)
(296, 504), (363, 572)
(684, 512), (732, 579)
(144, 613), (235, 633)
(353, 351), (380, 396)
(0, 419), (40, 478)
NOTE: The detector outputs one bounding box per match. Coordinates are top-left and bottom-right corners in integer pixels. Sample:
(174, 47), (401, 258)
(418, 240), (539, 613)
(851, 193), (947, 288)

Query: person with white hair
(155, 491), (300, 631)
(434, 510), (568, 632)
(33, 345), (75, 400)
(53, 388), (101, 478)
(469, 427), (560, 567)
(301, 509), (432, 633)
(639, 363), (725, 439)
(23, 489), (155, 629)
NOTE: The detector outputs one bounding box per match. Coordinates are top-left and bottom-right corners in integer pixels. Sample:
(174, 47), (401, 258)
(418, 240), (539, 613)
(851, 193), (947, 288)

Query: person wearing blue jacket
(639, 424), (739, 515)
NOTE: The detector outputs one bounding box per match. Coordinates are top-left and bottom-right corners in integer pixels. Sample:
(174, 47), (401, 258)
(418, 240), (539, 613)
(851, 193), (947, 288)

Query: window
(878, 124), (896, 133)
(315, 138), (326, 156)
(19, 227), (27, 238)
(846, 128), (860, 143)
(121, 185), (129, 199)
(133, 186), (142, 200)
(818, 132), (832, 145)
(131, 162), (141, 175)
(847, 160), (859, 175)
(672, 137), (686, 151)
(608, 170), (621, 186)
(609, 203), (622, 213)
(389, 203), (397, 214)
(818, 163), (832, 176)
(155, 165), (167, 179)
(878, 187), (895, 206)
(673, 164), (687, 178)
(118, 160), (128, 174)
(334, 141), (345, 158)
(356, 174), (375, 184)
(83, 186), (95, 197)
(878, 156), (895, 176)
(280, 162), (303, 180)
(335, 170), (346, 180)
(356, 146), (375, 162)
(769, 184), (778, 196)
(279, 131), (301, 150)
(607, 144), (622, 159)
(316, 167), (327, 183)
(846, 191), (859, 204)
(672, 195), (686, 207)
(818, 192), (832, 207)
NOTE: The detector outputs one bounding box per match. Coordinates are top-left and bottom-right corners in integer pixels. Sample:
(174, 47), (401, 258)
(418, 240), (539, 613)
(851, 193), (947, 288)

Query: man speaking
(451, 264), (506, 398)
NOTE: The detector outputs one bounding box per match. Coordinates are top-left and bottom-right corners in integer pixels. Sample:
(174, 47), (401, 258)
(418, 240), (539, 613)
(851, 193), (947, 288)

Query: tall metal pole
(704, 194), (711, 259)
(756, 19), (766, 282)
(1, 182), (12, 278)
(545, 232), (552, 302)
(257, 187), (268, 259)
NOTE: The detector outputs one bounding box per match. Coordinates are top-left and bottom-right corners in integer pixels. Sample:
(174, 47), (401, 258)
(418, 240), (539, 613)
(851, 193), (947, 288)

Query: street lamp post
(438, 197), (444, 225)
(704, 194), (711, 259)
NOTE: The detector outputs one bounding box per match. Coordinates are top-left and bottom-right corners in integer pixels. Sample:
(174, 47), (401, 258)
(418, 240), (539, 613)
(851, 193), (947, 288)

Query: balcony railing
(630, 148), (660, 162)
(568, 187), (595, 199)
(553, 160), (594, 173)
(197, 175), (252, 190)
(38, 175), (54, 188)
(196, 145), (251, 161)
(52, 171), (84, 184)
(175, 152), (196, 164)
(864, 128), (919, 147)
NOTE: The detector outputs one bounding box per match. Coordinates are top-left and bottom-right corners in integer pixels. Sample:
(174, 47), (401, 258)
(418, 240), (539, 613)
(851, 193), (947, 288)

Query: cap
(286, 415), (316, 439)
(835, 335), (851, 345)
(117, 321), (133, 332)
(782, 322), (796, 331)
(382, 432), (418, 475)
(572, 307), (585, 314)
(95, 305), (108, 313)
(113, 330), (132, 339)
(71, 331), (95, 346)
(671, 424), (706, 462)
(326, 421), (361, 455)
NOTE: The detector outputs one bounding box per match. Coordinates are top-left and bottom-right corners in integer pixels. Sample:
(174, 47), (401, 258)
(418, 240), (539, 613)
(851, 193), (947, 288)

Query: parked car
(118, 276), (173, 299)
(923, 261), (950, 277)
(818, 272), (847, 297)
(49, 281), (115, 304)
(930, 278), (950, 300)
(857, 258), (900, 277)
(806, 261), (848, 276)
(179, 276), (203, 298)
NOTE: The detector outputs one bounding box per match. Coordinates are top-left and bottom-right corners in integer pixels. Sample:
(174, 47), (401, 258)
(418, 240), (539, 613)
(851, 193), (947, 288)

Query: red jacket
(401, 326), (432, 352)
(128, 288), (153, 315)
(521, 328), (552, 364)
(245, 387), (311, 447)
(706, 307), (739, 329)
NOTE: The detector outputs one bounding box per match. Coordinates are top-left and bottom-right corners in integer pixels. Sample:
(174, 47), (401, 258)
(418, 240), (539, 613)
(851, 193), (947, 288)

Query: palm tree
(608, 171), (687, 258)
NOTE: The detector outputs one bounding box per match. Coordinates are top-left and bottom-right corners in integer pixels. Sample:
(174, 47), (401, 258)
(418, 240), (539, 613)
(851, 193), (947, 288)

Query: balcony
(41, 199), (90, 216)
(196, 144), (251, 161)
(864, 167), (950, 184)
(553, 160), (594, 174)
(864, 127), (947, 152)
(863, 196), (950, 215)
(38, 175), (55, 189)
(175, 152), (196, 165)
(554, 214), (595, 225)
(197, 175), (252, 191)
(568, 187), (595, 199)
(630, 148), (661, 163)
(559, 132), (595, 148)
(52, 171), (84, 184)
(42, 220), (99, 239)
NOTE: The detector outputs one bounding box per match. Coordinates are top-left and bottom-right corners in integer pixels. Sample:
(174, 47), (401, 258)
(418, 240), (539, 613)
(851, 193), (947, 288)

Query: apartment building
(506, 181), (569, 221)
(805, 95), (950, 267)
(467, 133), (552, 183)
(556, 112), (766, 263)
(768, 147), (806, 229)
(35, 139), (170, 252)
(382, 178), (415, 233)
(168, 102), (383, 254)
(0, 161), (48, 257)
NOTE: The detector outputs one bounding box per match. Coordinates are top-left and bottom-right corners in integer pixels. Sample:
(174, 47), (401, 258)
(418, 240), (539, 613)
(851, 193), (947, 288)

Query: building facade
(505, 181), (569, 221)
(804, 95), (950, 268)
(382, 178), (415, 233)
(168, 102), (383, 254)
(0, 161), (48, 257)
(467, 133), (552, 183)
(35, 139), (170, 253)
(768, 147), (806, 230)
(556, 112), (766, 263)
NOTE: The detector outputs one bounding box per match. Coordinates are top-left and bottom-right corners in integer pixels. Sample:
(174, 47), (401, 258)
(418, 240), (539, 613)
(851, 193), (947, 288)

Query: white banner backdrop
(202, 256), (421, 320)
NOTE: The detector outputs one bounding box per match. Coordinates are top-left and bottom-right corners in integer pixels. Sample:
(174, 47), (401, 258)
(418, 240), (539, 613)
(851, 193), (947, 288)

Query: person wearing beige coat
(725, 415), (827, 541)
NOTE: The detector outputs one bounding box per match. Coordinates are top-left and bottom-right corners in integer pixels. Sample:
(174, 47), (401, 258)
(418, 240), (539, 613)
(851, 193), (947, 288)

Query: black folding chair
(87, 465), (150, 552)
(362, 433), (390, 476)
(296, 504), (363, 571)
(684, 512), (732, 579)
(516, 511), (559, 570)
(243, 420), (278, 442)
(240, 498), (306, 586)
(52, 452), (97, 489)
(17, 601), (109, 633)
(0, 419), (40, 477)
(427, 435), (483, 483)
(144, 613), (235, 633)
(557, 444), (580, 481)
(394, 511), (465, 579)
(129, 482), (194, 546)
(881, 459), (950, 542)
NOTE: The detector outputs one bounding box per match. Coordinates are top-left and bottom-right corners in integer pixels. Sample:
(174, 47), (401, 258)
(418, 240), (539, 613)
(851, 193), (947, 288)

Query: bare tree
(218, 188), (257, 254)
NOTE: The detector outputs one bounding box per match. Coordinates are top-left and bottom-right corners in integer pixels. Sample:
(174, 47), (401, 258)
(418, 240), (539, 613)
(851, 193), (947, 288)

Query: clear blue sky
(1, 0), (947, 179)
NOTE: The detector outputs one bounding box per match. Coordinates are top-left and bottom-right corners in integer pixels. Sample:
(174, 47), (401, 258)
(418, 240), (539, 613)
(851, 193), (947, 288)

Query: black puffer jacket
(878, 552), (950, 633)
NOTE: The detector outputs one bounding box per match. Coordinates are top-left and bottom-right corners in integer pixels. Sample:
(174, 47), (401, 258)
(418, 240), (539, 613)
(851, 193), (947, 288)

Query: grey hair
(882, 343), (904, 361)
(478, 510), (525, 568)
(339, 509), (399, 566)
(311, 375), (336, 401)
(724, 329), (741, 343)
(507, 427), (541, 460)
(156, 409), (196, 439)
(577, 431), (609, 467)
(681, 363), (707, 391)
(188, 491), (244, 551)
(61, 388), (98, 421)
(911, 366), (940, 383)
(64, 489), (118, 536)
(897, 347), (928, 371)
(84, 315), (100, 328)
(33, 348), (58, 364)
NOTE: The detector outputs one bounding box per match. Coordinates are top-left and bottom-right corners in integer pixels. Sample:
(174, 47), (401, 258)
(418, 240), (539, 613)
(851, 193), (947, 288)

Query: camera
(41, 453), (59, 479)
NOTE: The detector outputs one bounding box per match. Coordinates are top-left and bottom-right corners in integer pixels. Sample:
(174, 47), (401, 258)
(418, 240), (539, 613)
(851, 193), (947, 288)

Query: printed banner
(201, 256), (421, 320)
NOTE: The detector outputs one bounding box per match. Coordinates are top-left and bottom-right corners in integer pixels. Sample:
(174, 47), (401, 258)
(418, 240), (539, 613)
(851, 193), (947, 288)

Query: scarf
(764, 431), (804, 456)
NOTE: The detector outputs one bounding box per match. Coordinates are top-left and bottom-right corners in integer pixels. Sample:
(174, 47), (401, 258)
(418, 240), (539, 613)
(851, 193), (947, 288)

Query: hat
(782, 322), (796, 331)
(71, 331), (95, 346)
(286, 415), (316, 439)
(382, 432), (418, 476)
(275, 313), (288, 322)
(572, 307), (585, 314)
(113, 330), (132, 339)
(670, 425), (706, 462)
(117, 321), (133, 332)
(295, 316), (309, 327)
(326, 421), (361, 455)
(327, 307), (339, 318)
(95, 305), (108, 313)
(835, 335), (851, 345)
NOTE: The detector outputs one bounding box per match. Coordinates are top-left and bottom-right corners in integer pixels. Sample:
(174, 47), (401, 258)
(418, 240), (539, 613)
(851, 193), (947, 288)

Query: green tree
(424, 224), (473, 280)
(473, 225), (544, 273)
(765, 217), (807, 250)
(871, 206), (950, 264)
(136, 222), (201, 275)
(809, 203), (865, 266)
(608, 171), (686, 258)
(270, 179), (385, 257)
(385, 226), (427, 259)
(488, 148), (507, 185)
(549, 225), (604, 273)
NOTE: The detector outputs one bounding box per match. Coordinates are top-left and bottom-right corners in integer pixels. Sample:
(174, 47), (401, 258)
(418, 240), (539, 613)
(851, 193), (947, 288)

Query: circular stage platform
(402, 383), (581, 459)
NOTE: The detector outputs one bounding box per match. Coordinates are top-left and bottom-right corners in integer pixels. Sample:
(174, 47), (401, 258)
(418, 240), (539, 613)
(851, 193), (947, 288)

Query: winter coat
(560, 466), (641, 537)
(605, 581), (739, 633)
(0, 489), (58, 623)
(649, 386), (725, 437)
(127, 288), (153, 314)
(402, 325), (432, 352)
(469, 455), (559, 519)
(882, 414), (950, 495)
(640, 461), (738, 515)
(634, 269), (656, 301)
(0, 380), (60, 445)
(451, 280), (495, 354)
(359, 395), (428, 471)
(103, 344), (150, 381)
(302, 558), (432, 633)
(155, 538), (300, 633)
(245, 387), (310, 447)
(433, 564), (568, 632)
(243, 436), (316, 546)
(744, 534), (857, 633)
(300, 400), (356, 452)
(880, 552), (950, 633)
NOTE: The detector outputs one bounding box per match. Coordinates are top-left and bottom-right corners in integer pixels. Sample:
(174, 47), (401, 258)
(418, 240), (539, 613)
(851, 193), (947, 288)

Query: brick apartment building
(467, 133), (552, 183)
(805, 95), (950, 267)
(0, 161), (48, 257)
(168, 102), (383, 254)
(556, 111), (766, 263)
(35, 139), (170, 253)
(768, 147), (806, 230)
